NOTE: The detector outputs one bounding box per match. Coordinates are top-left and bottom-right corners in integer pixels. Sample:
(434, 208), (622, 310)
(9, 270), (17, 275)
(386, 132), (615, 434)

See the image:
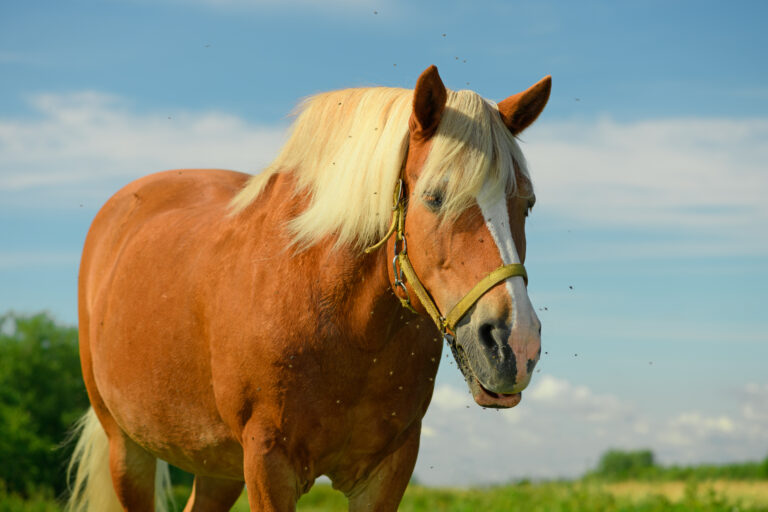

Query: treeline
(0, 312), (89, 499)
(588, 449), (768, 481)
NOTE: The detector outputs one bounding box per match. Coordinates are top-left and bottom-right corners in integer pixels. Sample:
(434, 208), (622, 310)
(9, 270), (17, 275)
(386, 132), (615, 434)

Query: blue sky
(2, 0), (767, 486)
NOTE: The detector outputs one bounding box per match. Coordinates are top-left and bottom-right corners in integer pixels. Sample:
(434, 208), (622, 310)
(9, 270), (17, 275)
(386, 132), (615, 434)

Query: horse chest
(210, 323), (442, 480)
(287, 338), (441, 475)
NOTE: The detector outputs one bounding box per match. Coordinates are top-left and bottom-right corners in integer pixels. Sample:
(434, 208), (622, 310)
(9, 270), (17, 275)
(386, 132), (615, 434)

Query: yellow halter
(365, 179), (528, 339)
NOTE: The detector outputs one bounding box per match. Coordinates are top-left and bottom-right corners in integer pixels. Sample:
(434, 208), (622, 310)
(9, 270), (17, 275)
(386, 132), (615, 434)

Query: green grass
(225, 480), (768, 512)
(0, 486), (60, 512)
(402, 481), (767, 512)
(5, 480), (768, 511)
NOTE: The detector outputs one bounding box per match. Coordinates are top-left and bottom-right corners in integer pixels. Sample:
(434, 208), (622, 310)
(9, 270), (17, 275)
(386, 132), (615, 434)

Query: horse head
(396, 65), (550, 408)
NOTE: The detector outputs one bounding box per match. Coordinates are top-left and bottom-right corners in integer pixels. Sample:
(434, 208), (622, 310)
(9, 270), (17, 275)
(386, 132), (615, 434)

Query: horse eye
(422, 192), (444, 210)
(525, 196), (536, 217)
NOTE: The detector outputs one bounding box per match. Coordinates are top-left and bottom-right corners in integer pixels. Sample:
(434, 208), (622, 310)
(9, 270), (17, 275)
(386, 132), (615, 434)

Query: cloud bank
(415, 375), (768, 486)
(0, 92), (287, 208)
(524, 118), (768, 255)
(2, 92), (765, 253)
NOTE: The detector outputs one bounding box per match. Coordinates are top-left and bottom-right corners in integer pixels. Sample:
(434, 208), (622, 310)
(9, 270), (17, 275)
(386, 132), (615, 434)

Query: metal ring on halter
(392, 255), (404, 284)
(394, 279), (410, 300)
(394, 232), (407, 256)
(391, 256), (413, 310)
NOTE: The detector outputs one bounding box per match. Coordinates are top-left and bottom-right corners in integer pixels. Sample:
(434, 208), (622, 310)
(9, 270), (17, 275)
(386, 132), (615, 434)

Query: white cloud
(742, 383), (768, 422)
(3, 93), (766, 234)
(416, 376), (768, 486)
(0, 91), (287, 208)
(527, 375), (628, 422)
(654, 401), (768, 465)
(430, 383), (473, 411)
(2, 92), (767, 260)
(524, 117), (768, 255)
(659, 411), (739, 452)
(526, 373), (569, 401)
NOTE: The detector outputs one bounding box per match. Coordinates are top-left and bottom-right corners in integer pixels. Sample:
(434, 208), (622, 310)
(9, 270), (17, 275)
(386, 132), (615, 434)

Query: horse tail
(65, 407), (121, 512)
(66, 407), (174, 512)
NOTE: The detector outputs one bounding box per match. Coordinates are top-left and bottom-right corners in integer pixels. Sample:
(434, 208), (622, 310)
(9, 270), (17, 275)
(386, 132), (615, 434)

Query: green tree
(592, 449), (656, 480)
(0, 312), (89, 496)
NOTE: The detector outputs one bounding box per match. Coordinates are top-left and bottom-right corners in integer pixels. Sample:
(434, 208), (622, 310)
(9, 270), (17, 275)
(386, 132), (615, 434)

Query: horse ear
(411, 65), (447, 139)
(497, 76), (552, 136)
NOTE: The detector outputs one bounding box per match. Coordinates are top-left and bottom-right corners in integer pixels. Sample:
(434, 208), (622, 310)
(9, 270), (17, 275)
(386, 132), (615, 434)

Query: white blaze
(476, 185), (539, 331)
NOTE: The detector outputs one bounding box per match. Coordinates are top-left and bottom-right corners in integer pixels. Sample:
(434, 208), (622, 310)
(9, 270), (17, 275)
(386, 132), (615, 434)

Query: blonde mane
(230, 86), (531, 250)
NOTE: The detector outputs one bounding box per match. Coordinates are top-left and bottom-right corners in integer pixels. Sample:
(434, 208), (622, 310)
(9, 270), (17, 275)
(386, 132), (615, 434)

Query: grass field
(217, 479), (768, 511)
(3, 479), (768, 511)
(604, 480), (768, 507)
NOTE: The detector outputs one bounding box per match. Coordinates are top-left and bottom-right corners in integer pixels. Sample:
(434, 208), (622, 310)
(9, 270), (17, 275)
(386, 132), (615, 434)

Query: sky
(1, 0), (767, 487)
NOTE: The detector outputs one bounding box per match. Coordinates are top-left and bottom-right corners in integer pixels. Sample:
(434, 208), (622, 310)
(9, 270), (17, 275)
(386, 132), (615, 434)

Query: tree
(0, 312), (89, 496)
(593, 449), (656, 480)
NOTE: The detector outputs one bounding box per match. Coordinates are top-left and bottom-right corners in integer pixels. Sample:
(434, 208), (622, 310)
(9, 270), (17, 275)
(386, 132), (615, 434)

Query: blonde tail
(66, 407), (174, 512)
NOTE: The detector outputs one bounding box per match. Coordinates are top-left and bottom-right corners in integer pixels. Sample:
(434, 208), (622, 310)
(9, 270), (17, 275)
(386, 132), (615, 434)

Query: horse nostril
(479, 323), (496, 351)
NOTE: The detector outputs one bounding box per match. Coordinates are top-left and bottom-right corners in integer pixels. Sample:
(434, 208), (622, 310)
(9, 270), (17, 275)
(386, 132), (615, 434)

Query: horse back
(80, 168), (248, 324)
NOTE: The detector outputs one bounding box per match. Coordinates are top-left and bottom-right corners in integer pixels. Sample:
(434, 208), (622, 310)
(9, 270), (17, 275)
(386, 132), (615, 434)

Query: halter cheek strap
(365, 179), (528, 336)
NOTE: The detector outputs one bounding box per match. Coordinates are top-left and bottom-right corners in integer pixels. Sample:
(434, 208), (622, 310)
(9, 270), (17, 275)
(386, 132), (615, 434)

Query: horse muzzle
(451, 314), (541, 409)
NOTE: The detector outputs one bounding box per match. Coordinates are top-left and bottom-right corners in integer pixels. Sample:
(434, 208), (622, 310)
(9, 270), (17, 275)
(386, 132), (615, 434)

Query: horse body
(78, 168), (440, 506)
(69, 66), (550, 511)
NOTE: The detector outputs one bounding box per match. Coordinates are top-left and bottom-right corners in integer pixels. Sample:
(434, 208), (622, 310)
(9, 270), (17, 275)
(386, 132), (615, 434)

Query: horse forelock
(416, 92), (532, 224)
(229, 86), (532, 251)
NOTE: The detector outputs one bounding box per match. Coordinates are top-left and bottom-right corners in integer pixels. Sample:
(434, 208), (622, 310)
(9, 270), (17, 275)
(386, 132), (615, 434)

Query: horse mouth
(471, 379), (522, 409)
(448, 339), (522, 409)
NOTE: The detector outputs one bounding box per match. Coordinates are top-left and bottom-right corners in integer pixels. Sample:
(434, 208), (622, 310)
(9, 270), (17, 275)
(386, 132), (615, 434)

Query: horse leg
(242, 434), (300, 511)
(183, 475), (244, 512)
(347, 423), (421, 512)
(107, 430), (159, 511)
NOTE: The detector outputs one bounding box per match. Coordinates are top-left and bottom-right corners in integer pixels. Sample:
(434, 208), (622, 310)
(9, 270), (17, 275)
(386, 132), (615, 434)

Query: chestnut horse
(67, 65), (550, 511)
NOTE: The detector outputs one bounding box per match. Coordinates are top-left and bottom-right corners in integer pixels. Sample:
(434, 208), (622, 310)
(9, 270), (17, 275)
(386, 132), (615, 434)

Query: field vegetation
(2, 312), (767, 511)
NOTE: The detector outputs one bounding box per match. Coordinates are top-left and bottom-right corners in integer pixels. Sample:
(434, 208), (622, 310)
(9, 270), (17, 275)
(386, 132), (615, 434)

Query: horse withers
(68, 65), (550, 511)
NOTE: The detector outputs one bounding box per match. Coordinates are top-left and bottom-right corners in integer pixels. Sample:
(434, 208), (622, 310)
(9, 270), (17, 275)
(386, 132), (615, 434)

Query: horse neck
(244, 170), (419, 348)
(307, 239), (412, 349)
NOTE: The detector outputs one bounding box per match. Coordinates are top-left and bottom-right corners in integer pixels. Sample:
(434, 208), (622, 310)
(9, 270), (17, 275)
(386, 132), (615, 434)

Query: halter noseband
(365, 178), (528, 342)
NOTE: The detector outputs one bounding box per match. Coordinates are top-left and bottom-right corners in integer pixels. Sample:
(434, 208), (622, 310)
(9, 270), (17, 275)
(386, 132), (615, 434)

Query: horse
(67, 65), (550, 511)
